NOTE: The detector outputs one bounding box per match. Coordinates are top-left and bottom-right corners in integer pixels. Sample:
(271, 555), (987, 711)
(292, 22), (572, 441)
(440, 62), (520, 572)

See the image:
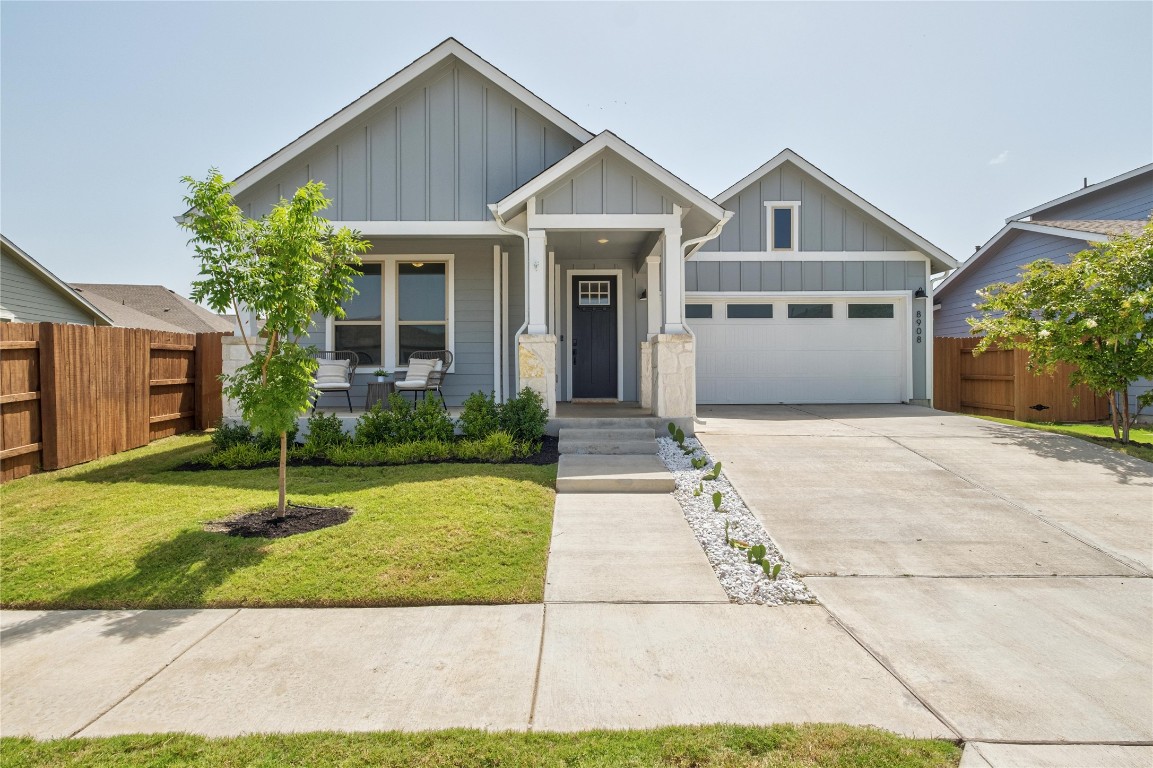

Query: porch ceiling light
(596, 238), (609, 244)
(410, 262), (425, 268)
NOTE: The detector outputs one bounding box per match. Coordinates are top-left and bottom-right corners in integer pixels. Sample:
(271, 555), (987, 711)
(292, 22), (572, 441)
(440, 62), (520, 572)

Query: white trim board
(227, 38), (593, 199)
(327, 221), (508, 237)
(1008, 163), (1153, 222)
(712, 148), (956, 273)
(564, 268), (625, 402)
(693, 250), (929, 262)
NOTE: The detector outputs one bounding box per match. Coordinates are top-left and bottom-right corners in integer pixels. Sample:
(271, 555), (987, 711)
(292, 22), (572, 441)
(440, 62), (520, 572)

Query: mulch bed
(206, 504), (352, 539)
(175, 435), (559, 471)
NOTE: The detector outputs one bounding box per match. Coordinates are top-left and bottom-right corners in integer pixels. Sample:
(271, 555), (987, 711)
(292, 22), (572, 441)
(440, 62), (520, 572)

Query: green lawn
(0, 725), (961, 768)
(972, 416), (1153, 463)
(0, 434), (556, 609)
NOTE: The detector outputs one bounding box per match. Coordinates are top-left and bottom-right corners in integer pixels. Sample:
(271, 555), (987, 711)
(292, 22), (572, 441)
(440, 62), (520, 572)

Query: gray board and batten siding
(233, 59), (582, 222)
(0, 250), (101, 325)
(1029, 172), (1153, 222)
(701, 161), (915, 253)
(537, 154), (676, 216)
(303, 237), (520, 408)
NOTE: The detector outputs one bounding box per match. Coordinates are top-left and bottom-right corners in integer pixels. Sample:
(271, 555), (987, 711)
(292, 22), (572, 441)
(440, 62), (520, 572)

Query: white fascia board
(529, 213), (680, 231)
(687, 290), (911, 299)
(713, 148), (957, 273)
(0, 235), (113, 325)
(932, 220), (1100, 299)
(693, 250), (928, 262)
(228, 39), (593, 199)
(1007, 163), (1153, 222)
(334, 220), (507, 237)
(496, 131), (727, 223)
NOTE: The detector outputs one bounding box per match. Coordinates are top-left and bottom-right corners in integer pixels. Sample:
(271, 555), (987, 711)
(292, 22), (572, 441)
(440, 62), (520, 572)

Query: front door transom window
(578, 280), (612, 306)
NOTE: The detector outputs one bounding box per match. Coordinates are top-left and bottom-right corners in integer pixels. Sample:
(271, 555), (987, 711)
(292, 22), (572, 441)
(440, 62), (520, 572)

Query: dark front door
(571, 275), (618, 399)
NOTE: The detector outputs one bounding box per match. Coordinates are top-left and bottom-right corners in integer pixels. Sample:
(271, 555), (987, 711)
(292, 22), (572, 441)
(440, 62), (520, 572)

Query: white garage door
(688, 297), (906, 404)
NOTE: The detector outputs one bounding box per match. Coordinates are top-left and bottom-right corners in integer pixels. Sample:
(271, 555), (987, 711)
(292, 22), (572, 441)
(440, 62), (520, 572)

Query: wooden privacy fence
(934, 337), (1109, 423)
(1, 323), (226, 483)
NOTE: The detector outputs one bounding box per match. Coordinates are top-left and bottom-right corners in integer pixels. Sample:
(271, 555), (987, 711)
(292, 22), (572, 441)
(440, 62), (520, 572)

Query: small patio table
(365, 380), (395, 409)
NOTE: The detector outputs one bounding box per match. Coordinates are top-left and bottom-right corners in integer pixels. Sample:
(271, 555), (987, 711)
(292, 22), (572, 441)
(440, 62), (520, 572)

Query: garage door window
(787, 303), (833, 319)
(848, 304), (894, 319)
(727, 304), (773, 319)
(685, 304), (713, 319)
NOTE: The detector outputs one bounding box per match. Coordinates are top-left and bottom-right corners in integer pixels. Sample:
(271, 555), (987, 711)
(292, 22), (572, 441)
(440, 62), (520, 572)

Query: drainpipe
(678, 211), (734, 344)
(488, 204), (530, 399)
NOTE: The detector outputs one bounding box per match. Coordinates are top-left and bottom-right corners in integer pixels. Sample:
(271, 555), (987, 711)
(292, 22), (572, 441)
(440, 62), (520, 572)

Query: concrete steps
(555, 425), (673, 493)
(547, 416), (692, 437)
(557, 428), (658, 456)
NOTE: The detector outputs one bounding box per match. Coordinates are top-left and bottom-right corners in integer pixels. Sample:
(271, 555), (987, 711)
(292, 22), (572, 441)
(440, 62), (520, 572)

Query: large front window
(332, 257), (452, 369)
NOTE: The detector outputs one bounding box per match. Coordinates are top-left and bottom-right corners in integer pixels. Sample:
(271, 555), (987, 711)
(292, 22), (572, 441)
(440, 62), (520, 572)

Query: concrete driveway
(697, 404), (1153, 765)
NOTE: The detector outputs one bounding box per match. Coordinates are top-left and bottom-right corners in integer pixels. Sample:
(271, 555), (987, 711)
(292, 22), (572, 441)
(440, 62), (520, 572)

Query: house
(71, 284), (236, 335)
(214, 38), (955, 417)
(934, 164), (1153, 417)
(0, 235), (112, 326)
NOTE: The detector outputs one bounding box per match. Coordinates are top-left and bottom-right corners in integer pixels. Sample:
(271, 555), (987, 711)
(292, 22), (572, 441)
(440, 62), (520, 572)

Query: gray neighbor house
(0, 235), (112, 326)
(934, 164), (1153, 417)
(222, 38), (956, 418)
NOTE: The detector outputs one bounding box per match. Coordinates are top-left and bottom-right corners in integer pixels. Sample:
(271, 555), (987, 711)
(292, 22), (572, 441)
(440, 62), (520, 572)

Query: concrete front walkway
(697, 404), (1153, 767)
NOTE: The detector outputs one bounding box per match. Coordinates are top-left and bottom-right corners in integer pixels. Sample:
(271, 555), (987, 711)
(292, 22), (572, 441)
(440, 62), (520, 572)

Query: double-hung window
(331, 256), (453, 370)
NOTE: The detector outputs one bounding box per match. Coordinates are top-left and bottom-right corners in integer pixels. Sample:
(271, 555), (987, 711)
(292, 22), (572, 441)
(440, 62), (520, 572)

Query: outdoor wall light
(638, 290), (647, 301)
(913, 287), (927, 299)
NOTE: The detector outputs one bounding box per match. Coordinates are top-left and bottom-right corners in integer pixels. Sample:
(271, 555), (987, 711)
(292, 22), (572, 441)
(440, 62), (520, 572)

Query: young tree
(180, 169), (369, 511)
(968, 221), (1153, 443)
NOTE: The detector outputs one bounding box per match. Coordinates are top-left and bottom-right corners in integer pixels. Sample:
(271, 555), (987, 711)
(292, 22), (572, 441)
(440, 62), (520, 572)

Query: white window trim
(765, 201), (801, 253)
(328, 254), (455, 372)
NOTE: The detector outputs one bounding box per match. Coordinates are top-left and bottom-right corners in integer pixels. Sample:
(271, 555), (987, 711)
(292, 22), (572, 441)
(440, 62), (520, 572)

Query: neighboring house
(70, 284), (236, 335)
(934, 163), (1153, 417)
(207, 38), (955, 416)
(0, 235), (112, 326)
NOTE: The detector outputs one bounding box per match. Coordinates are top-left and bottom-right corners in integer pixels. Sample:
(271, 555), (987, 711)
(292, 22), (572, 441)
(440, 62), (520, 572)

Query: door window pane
(578, 280), (612, 306)
(848, 303), (894, 318)
(334, 325), (381, 366)
(788, 303), (833, 319)
(399, 324), (447, 363)
(342, 263), (382, 320)
(727, 304), (773, 319)
(685, 304), (713, 318)
(398, 262), (446, 321)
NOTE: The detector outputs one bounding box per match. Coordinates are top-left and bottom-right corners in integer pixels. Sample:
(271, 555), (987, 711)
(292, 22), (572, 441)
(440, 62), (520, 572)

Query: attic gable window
(766, 201), (800, 252)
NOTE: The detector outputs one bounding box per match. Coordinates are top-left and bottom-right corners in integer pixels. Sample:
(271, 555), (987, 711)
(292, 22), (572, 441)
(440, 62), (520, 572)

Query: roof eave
(1007, 163), (1153, 222)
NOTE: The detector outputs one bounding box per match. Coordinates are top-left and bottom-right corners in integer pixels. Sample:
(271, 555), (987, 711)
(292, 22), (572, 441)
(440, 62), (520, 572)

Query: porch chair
(310, 350), (359, 413)
(394, 350), (453, 411)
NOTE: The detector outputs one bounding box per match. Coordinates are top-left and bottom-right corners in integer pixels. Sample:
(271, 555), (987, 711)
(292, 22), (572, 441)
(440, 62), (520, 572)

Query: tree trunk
(1120, 387), (1131, 444)
(1108, 391), (1121, 440)
(278, 430), (287, 513)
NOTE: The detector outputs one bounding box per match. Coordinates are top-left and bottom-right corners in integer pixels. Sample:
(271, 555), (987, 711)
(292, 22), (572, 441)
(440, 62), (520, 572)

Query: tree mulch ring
(206, 503), (352, 539)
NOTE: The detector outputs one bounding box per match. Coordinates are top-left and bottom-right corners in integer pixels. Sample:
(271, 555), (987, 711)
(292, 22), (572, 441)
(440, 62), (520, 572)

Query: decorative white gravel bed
(657, 434), (817, 606)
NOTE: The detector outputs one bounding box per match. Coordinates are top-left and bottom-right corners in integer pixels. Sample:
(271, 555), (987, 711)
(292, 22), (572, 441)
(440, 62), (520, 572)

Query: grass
(0, 724), (962, 767)
(971, 416), (1153, 463)
(0, 434), (556, 609)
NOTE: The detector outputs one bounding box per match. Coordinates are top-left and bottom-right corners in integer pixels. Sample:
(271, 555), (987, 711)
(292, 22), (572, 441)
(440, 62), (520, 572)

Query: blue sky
(2, 1), (1150, 297)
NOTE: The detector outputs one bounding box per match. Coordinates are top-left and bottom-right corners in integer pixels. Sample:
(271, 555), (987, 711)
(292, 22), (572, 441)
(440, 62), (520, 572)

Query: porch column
(661, 221), (684, 334)
(646, 253), (662, 337)
(526, 229), (548, 334)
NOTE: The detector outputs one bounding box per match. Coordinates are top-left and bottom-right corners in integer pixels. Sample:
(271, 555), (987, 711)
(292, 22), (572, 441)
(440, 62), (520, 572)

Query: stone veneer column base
(517, 334), (557, 417)
(651, 333), (695, 419)
(220, 336), (264, 423)
(639, 341), (653, 411)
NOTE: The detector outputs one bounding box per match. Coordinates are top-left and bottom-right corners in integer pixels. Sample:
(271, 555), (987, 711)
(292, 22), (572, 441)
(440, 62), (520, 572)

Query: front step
(558, 427), (658, 456)
(547, 416), (693, 437)
(556, 454), (675, 493)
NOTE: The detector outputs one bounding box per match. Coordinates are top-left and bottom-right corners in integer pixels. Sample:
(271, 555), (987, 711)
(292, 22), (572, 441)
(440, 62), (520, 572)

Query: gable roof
(494, 130), (728, 225)
(714, 149), (957, 273)
(71, 284), (235, 334)
(1008, 163), (1153, 222)
(0, 235), (113, 325)
(229, 38), (594, 199)
(932, 220), (1109, 299)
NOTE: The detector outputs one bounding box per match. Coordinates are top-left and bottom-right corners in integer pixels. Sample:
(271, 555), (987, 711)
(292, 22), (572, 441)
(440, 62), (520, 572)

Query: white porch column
(645, 253), (662, 338)
(526, 229), (548, 334)
(661, 220), (684, 334)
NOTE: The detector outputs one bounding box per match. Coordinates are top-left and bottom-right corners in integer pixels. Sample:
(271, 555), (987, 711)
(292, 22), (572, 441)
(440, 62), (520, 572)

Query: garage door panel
(690, 298), (905, 404)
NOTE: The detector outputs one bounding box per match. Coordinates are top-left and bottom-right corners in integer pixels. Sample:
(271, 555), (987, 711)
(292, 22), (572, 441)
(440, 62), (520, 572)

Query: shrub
(302, 411), (348, 455)
(460, 391), (500, 440)
(254, 424), (298, 451)
(412, 394), (456, 442)
(499, 387), (549, 443)
(206, 442), (278, 469)
(211, 420), (253, 451)
(354, 401), (395, 445)
(456, 430), (516, 462)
